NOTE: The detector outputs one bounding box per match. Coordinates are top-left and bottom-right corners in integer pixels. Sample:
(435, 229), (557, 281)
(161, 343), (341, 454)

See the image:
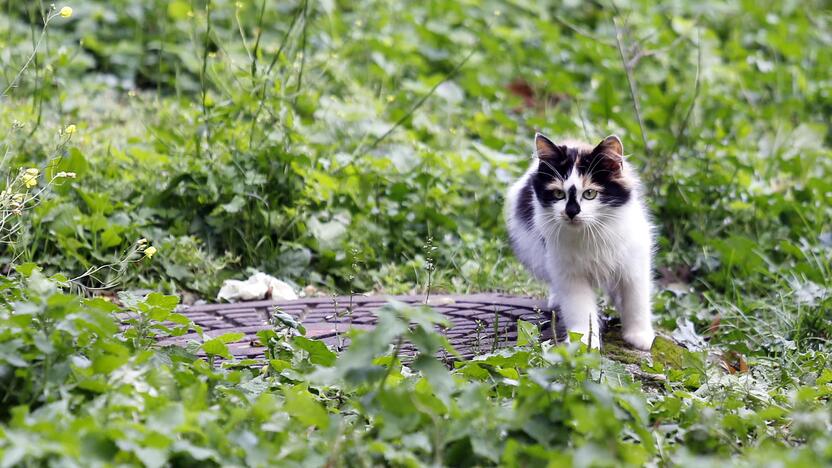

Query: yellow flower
(59, 6), (72, 18)
(144, 246), (157, 259)
(22, 168), (39, 189)
(64, 124), (76, 136)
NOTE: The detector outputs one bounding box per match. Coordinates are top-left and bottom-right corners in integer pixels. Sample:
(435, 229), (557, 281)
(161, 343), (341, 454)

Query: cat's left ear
(594, 135), (623, 157)
(591, 135), (624, 171)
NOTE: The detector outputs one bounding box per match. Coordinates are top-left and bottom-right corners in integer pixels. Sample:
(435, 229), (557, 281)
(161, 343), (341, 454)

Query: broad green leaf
(216, 332), (245, 344)
(293, 336), (336, 366)
(144, 293), (180, 310)
(283, 384), (329, 429)
(14, 263), (40, 277)
(412, 355), (454, 399)
(201, 339), (231, 359)
(516, 320), (539, 347)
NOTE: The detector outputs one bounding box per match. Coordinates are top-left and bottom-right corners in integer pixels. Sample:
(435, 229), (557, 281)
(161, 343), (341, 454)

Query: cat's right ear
(534, 133), (565, 160)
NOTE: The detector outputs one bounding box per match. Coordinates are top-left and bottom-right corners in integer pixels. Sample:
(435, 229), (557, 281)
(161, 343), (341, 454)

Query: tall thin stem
(613, 17), (650, 158)
(1, 10), (57, 98)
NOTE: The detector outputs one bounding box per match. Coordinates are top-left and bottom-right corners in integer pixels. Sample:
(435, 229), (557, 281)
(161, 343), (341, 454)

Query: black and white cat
(505, 133), (655, 350)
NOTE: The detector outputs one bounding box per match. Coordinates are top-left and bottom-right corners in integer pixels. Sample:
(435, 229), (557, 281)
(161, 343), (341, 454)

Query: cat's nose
(565, 202), (581, 219)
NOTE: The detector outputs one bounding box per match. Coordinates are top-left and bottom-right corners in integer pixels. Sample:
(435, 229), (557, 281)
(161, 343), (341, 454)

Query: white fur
(505, 146), (655, 350)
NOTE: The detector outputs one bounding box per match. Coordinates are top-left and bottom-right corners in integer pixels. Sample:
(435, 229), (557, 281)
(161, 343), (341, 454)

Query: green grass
(1, 0), (831, 465)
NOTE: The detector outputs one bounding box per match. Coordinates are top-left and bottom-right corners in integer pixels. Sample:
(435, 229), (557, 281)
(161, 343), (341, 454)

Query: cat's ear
(535, 133), (566, 160)
(594, 135), (624, 157)
(591, 135), (624, 172)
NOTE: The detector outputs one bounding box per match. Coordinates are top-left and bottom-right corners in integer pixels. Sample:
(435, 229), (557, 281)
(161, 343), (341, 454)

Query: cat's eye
(583, 189), (597, 200)
(552, 189), (566, 200)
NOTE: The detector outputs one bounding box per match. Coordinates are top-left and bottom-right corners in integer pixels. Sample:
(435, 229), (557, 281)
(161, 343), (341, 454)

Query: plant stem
(613, 17), (650, 158)
(368, 48), (476, 150)
(199, 0), (213, 158)
(654, 27), (702, 189)
(377, 336), (402, 393)
(1, 10), (55, 98)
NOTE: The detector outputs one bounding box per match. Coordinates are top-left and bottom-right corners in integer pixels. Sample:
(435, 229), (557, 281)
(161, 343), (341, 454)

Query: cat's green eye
(552, 189), (566, 200)
(583, 189), (598, 200)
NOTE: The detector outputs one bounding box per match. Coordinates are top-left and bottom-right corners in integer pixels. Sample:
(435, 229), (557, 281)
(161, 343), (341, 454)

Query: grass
(0, 0), (831, 465)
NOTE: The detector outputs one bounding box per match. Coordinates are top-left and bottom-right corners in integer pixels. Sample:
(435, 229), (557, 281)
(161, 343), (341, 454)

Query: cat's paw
(622, 328), (655, 351)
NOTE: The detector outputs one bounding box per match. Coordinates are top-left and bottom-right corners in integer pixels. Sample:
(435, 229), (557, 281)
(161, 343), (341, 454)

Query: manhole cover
(157, 294), (552, 360)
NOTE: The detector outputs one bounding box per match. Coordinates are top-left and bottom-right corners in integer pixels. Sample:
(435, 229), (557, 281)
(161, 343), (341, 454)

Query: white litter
(216, 272), (298, 303)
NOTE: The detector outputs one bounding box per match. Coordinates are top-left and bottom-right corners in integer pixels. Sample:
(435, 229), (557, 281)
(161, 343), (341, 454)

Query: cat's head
(531, 133), (634, 228)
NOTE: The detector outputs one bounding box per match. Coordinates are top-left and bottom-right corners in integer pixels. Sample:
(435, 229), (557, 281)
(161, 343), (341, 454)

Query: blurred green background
(2, 0), (830, 302)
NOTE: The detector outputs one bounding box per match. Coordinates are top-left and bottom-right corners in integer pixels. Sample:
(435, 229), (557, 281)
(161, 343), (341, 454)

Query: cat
(505, 133), (655, 350)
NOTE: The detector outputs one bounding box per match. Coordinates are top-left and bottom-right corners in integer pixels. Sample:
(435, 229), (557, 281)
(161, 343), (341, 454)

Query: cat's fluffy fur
(505, 133), (655, 350)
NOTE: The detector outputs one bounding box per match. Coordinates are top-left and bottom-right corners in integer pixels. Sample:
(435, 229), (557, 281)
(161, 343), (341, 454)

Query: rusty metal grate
(157, 294), (552, 360)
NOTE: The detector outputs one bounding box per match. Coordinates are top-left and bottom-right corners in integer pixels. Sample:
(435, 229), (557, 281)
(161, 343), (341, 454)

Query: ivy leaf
(216, 332), (245, 344)
(201, 339), (231, 359)
(144, 293), (180, 310)
(516, 320), (539, 347)
(283, 384), (329, 429)
(293, 336), (336, 366)
(412, 355), (454, 399)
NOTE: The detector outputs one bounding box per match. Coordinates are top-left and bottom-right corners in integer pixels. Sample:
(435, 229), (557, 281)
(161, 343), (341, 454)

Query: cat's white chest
(545, 229), (624, 285)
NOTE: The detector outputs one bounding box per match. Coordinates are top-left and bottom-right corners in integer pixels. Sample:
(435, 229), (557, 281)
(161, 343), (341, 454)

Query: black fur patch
(532, 139), (631, 208)
(515, 181), (535, 228)
(538, 148), (573, 179)
(533, 146), (575, 206)
(575, 148), (631, 207)
(565, 186), (580, 218)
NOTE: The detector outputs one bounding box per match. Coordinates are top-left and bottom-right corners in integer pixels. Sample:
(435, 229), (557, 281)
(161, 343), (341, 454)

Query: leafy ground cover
(1, 0), (831, 466)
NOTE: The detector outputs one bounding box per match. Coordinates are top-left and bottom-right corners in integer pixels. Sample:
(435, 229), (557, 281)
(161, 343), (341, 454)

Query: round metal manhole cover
(156, 294), (552, 360)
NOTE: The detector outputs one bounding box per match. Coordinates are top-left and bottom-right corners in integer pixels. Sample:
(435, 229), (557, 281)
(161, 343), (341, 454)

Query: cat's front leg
(616, 263), (656, 351)
(550, 278), (600, 349)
